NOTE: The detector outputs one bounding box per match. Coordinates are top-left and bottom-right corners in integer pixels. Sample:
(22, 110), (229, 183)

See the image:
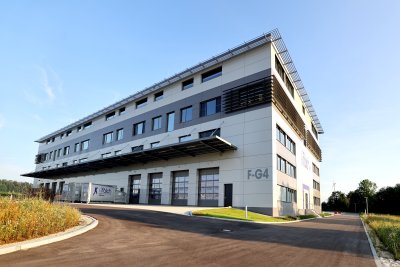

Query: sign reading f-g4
(247, 168), (269, 179)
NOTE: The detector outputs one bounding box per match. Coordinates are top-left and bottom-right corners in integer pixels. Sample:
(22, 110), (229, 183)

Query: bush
(364, 214), (400, 260)
(0, 197), (81, 244)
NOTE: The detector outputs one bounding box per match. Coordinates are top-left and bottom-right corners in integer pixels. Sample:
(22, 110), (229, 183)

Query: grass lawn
(363, 214), (400, 260)
(320, 212), (332, 217)
(192, 208), (296, 222)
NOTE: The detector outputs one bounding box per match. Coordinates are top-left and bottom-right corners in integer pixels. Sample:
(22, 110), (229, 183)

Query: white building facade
(24, 29), (323, 216)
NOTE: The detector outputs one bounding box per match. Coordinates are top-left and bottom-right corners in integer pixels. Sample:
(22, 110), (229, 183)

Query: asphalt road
(1, 205), (376, 267)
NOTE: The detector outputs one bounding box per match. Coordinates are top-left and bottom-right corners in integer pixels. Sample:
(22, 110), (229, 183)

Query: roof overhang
(22, 136), (237, 179)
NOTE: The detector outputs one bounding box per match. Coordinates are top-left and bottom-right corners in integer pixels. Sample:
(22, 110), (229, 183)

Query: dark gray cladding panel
(38, 69), (271, 160)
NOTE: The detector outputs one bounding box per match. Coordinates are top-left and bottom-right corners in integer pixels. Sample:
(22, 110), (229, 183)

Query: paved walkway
(0, 205), (376, 267)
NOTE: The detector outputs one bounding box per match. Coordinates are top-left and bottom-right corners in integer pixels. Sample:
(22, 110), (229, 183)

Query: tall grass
(364, 214), (400, 260)
(0, 197), (81, 244)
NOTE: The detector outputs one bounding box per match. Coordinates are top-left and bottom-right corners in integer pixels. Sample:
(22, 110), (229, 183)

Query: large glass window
(133, 121), (145, 135)
(167, 112), (175, 132)
(116, 128), (124, 141)
(103, 132), (113, 144)
(277, 155), (296, 178)
(276, 125), (296, 155)
(148, 173), (162, 203)
(279, 185), (297, 203)
(199, 168), (219, 202)
(64, 146), (70, 156)
(172, 171), (189, 201)
(200, 97), (221, 117)
(152, 116), (162, 130)
(180, 106), (192, 122)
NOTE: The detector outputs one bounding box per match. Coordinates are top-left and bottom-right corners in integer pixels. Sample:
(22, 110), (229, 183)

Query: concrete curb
(0, 215), (98, 255)
(361, 218), (383, 267)
(188, 212), (322, 224)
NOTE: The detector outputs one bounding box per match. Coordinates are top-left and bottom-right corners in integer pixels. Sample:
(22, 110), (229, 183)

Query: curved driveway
(1, 205), (375, 267)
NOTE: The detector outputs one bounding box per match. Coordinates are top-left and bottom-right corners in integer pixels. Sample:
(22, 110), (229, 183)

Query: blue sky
(0, 1), (399, 201)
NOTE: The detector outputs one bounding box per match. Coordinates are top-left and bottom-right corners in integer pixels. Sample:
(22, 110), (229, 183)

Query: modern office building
(23, 29), (323, 216)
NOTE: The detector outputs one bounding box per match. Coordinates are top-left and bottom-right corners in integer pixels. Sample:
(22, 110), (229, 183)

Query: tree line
(0, 179), (32, 194)
(322, 179), (400, 215)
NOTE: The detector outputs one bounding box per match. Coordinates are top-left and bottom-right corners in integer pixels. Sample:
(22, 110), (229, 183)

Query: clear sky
(0, 0), (399, 201)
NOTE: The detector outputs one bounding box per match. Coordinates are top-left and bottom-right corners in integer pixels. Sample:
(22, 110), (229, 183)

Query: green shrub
(297, 214), (317, 220)
(0, 197), (81, 244)
(364, 214), (400, 260)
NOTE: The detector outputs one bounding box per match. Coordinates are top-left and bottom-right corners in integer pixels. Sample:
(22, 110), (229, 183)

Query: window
(302, 105), (306, 115)
(101, 152), (112, 159)
(136, 98), (147, 109)
(105, 111), (115, 121)
(150, 142), (160, 148)
(314, 197), (321, 206)
(81, 140), (89, 150)
(152, 116), (162, 130)
(277, 155), (296, 178)
(114, 150), (121, 156)
(58, 148), (62, 157)
(285, 74), (294, 97)
(116, 128), (124, 141)
(172, 171), (189, 201)
(199, 128), (220, 138)
(66, 130), (72, 137)
(51, 137), (55, 142)
(182, 78), (193, 90)
(63, 146), (70, 156)
(179, 135), (191, 142)
(131, 145), (144, 152)
(154, 91), (163, 101)
(56, 164), (59, 168)
(49, 151), (53, 160)
(60, 133), (64, 139)
(313, 180), (320, 191)
(276, 125), (296, 155)
(201, 66), (222, 83)
(119, 107), (126, 115)
(46, 139), (50, 144)
(103, 132), (113, 144)
(77, 126), (82, 132)
(83, 122), (92, 129)
(79, 158), (87, 163)
(311, 124), (318, 140)
(200, 97), (221, 117)
(74, 143), (80, 152)
(275, 56), (285, 80)
(73, 160), (77, 164)
(278, 185), (297, 203)
(199, 168), (219, 201)
(167, 112), (175, 132)
(133, 121), (145, 135)
(312, 163), (320, 176)
(62, 162), (68, 166)
(180, 106), (192, 122)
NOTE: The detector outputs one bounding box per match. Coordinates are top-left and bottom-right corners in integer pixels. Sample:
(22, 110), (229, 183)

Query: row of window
(41, 128), (221, 167)
(277, 155), (296, 178)
(313, 180), (320, 191)
(42, 139), (90, 162)
(44, 66), (223, 145)
(276, 125), (296, 154)
(312, 163), (320, 176)
(278, 185), (297, 203)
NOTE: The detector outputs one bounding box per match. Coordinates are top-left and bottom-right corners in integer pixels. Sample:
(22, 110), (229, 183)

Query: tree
(373, 184), (400, 215)
(358, 179), (377, 198)
(326, 191), (349, 211)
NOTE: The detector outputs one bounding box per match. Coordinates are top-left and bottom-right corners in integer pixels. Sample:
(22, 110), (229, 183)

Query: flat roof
(36, 28), (323, 143)
(23, 136), (237, 178)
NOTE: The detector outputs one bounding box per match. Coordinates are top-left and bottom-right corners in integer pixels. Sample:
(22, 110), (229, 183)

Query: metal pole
(245, 206), (248, 219)
(365, 197), (368, 215)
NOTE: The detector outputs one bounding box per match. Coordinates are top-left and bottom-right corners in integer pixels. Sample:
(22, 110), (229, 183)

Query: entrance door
(128, 175), (141, 204)
(224, 184), (233, 207)
(305, 193), (309, 209)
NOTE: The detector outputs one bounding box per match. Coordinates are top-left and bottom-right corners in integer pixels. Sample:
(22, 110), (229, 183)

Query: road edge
(360, 217), (383, 267)
(0, 215), (98, 255)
